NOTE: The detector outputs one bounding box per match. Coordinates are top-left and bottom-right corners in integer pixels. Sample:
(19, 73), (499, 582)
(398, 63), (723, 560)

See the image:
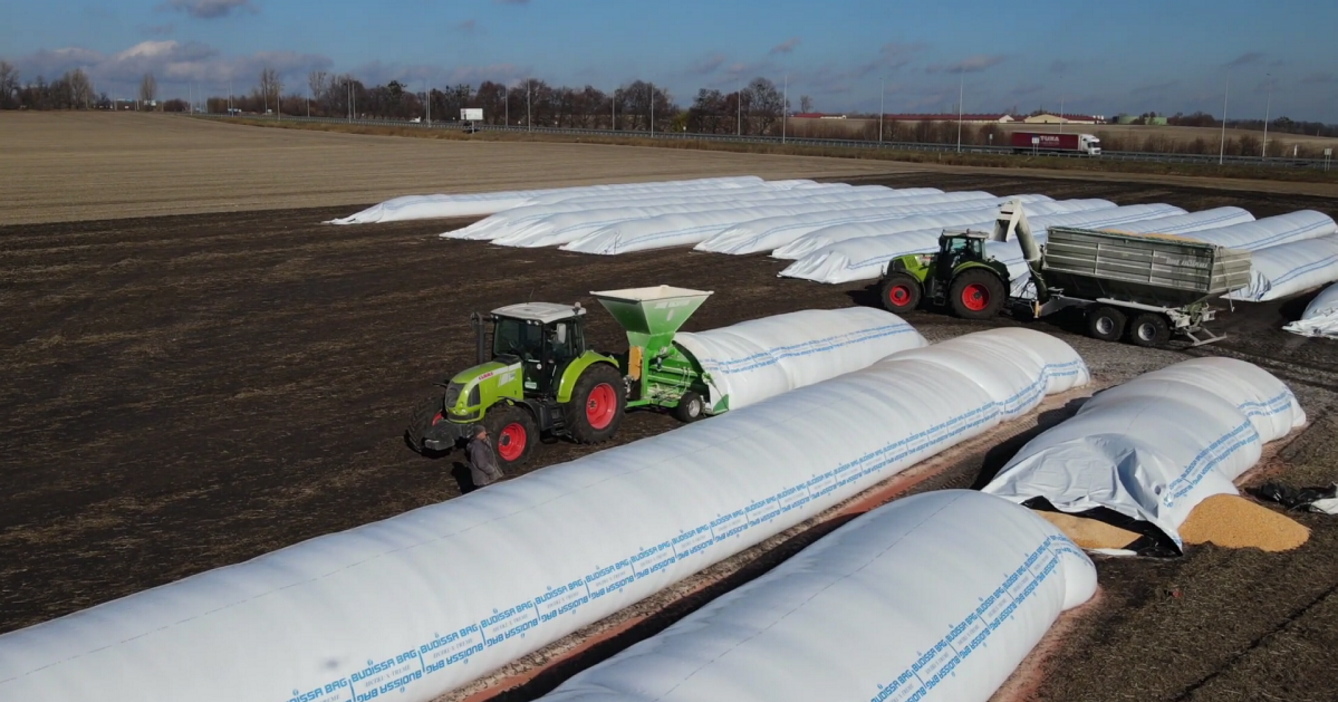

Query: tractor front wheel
(485, 404), (538, 468)
(563, 363), (626, 444)
(949, 269), (1006, 320)
(406, 393), (446, 455)
(879, 273), (923, 314)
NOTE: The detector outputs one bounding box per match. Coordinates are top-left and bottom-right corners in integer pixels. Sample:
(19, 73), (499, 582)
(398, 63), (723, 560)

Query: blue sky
(3, 0), (1335, 121)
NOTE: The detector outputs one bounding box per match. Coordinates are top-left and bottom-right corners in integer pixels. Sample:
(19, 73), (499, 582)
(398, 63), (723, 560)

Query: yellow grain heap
(1034, 510), (1142, 550)
(1179, 494), (1311, 552)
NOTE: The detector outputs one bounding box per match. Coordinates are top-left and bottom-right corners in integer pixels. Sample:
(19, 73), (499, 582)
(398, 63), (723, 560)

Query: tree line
(3, 62), (1335, 153)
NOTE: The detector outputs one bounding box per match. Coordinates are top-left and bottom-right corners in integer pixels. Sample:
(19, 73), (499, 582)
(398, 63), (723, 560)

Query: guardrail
(192, 114), (1336, 171)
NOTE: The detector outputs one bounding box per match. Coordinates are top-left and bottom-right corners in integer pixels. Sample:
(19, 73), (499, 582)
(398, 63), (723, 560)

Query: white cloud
(164, 0), (258, 19)
(927, 54), (1008, 74)
(10, 41), (331, 96)
(770, 37), (801, 55)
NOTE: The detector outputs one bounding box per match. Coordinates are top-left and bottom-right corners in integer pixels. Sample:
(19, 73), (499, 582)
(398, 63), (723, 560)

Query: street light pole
(527, 81), (531, 132)
(737, 83), (742, 136)
(782, 74), (788, 144)
(1059, 96), (1064, 137)
(1262, 75), (1272, 159)
(504, 85), (508, 127)
(879, 77), (885, 143)
(956, 71), (964, 153)
(649, 82), (654, 135)
(1219, 79), (1229, 165)
(611, 87), (615, 131)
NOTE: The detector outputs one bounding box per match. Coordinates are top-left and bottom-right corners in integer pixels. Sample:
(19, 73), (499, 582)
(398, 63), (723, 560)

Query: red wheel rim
(888, 284), (912, 307)
(961, 283), (990, 312)
(497, 422), (527, 461)
(586, 383), (618, 430)
(430, 411), (444, 426)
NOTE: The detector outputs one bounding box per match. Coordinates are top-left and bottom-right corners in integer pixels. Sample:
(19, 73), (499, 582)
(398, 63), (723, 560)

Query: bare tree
(747, 77), (783, 134)
(0, 61), (18, 109)
(799, 95), (813, 113)
(67, 69), (94, 109)
(258, 66), (279, 113)
(307, 70), (327, 101)
(139, 72), (158, 106)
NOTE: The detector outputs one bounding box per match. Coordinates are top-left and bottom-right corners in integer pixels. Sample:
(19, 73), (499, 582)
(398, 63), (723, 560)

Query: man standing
(467, 426), (504, 489)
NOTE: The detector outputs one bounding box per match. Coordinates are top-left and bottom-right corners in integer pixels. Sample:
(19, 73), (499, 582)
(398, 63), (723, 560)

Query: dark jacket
(467, 435), (503, 486)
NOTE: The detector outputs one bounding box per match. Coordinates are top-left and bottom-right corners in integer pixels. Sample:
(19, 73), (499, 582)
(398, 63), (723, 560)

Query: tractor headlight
(442, 383), (463, 411)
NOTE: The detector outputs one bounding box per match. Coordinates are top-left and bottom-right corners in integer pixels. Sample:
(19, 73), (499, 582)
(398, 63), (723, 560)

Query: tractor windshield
(493, 317), (544, 361)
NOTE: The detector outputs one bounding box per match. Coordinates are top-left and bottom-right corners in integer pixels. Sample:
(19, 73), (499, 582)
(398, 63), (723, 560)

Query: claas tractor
(406, 286), (720, 468)
(875, 201), (1252, 348)
(878, 229), (1010, 320)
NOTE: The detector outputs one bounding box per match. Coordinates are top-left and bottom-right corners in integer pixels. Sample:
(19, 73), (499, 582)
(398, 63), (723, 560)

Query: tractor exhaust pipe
(470, 312), (487, 366)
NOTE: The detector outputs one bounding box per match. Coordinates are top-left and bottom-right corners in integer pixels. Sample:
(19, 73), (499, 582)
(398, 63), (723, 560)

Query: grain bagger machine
(877, 201), (1253, 347)
(406, 286), (721, 467)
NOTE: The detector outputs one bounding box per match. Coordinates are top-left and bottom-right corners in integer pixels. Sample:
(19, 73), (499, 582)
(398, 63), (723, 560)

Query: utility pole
(782, 74), (788, 144)
(879, 78), (885, 143)
(649, 82), (654, 135)
(1059, 97), (1065, 137)
(527, 81), (532, 132)
(737, 82), (742, 136)
(1219, 79), (1229, 165)
(956, 71), (964, 153)
(1262, 74), (1272, 159)
(611, 87), (615, 130)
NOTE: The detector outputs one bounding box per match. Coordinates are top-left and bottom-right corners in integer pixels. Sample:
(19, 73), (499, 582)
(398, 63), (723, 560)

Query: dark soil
(2, 172), (1336, 700)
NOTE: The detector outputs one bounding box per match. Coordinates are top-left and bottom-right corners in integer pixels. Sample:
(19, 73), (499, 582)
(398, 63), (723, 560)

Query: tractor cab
(488, 302), (587, 396)
(937, 230), (990, 272)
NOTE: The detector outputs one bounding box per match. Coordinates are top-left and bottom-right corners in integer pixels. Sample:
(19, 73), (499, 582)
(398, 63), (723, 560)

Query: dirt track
(4, 147), (1338, 698)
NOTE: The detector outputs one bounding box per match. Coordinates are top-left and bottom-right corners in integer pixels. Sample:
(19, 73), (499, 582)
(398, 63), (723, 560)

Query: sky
(2, 0), (1335, 122)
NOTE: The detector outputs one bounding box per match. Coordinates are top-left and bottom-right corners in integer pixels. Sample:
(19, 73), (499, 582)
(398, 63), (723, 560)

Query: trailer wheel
(673, 390), (706, 423)
(485, 404), (538, 468)
(564, 363), (626, 443)
(879, 274), (922, 314)
(1086, 306), (1127, 342)
(1128, 313), (1172, 348)
(949, 269), (1006, 320)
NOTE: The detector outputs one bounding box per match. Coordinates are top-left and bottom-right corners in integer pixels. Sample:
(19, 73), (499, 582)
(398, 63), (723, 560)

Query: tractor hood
(446, 360), (523, 415)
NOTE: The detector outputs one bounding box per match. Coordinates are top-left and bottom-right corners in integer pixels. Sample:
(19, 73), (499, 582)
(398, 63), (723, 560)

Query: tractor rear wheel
(406, 393), (446, 455)
(949, 269), (1006, 320)
(673, 390), (706, 423)
(1127, 313), (1172, 348)
(879, 273), (923, 314)
(1086, 306), (1127, 342)
(485, 404), (538, 468)
(563, 363), (626, 444)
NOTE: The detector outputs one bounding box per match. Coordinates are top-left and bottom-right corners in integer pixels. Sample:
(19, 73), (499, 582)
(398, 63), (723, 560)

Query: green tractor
(875, 201), (1253, 348)
(406, 286), (721, 468)
(878, 229), (1010, 320)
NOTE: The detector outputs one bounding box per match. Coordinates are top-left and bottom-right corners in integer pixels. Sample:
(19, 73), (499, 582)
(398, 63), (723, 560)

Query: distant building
(879, 113), (1015, 124)
(1115, 114), (1168, 126)
(1024, 113), (1105, 125)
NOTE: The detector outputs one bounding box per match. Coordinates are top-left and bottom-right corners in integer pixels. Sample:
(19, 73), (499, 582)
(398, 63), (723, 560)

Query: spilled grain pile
(1034, 511), (1141, 550)
(1179, 493), (1311, 551)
